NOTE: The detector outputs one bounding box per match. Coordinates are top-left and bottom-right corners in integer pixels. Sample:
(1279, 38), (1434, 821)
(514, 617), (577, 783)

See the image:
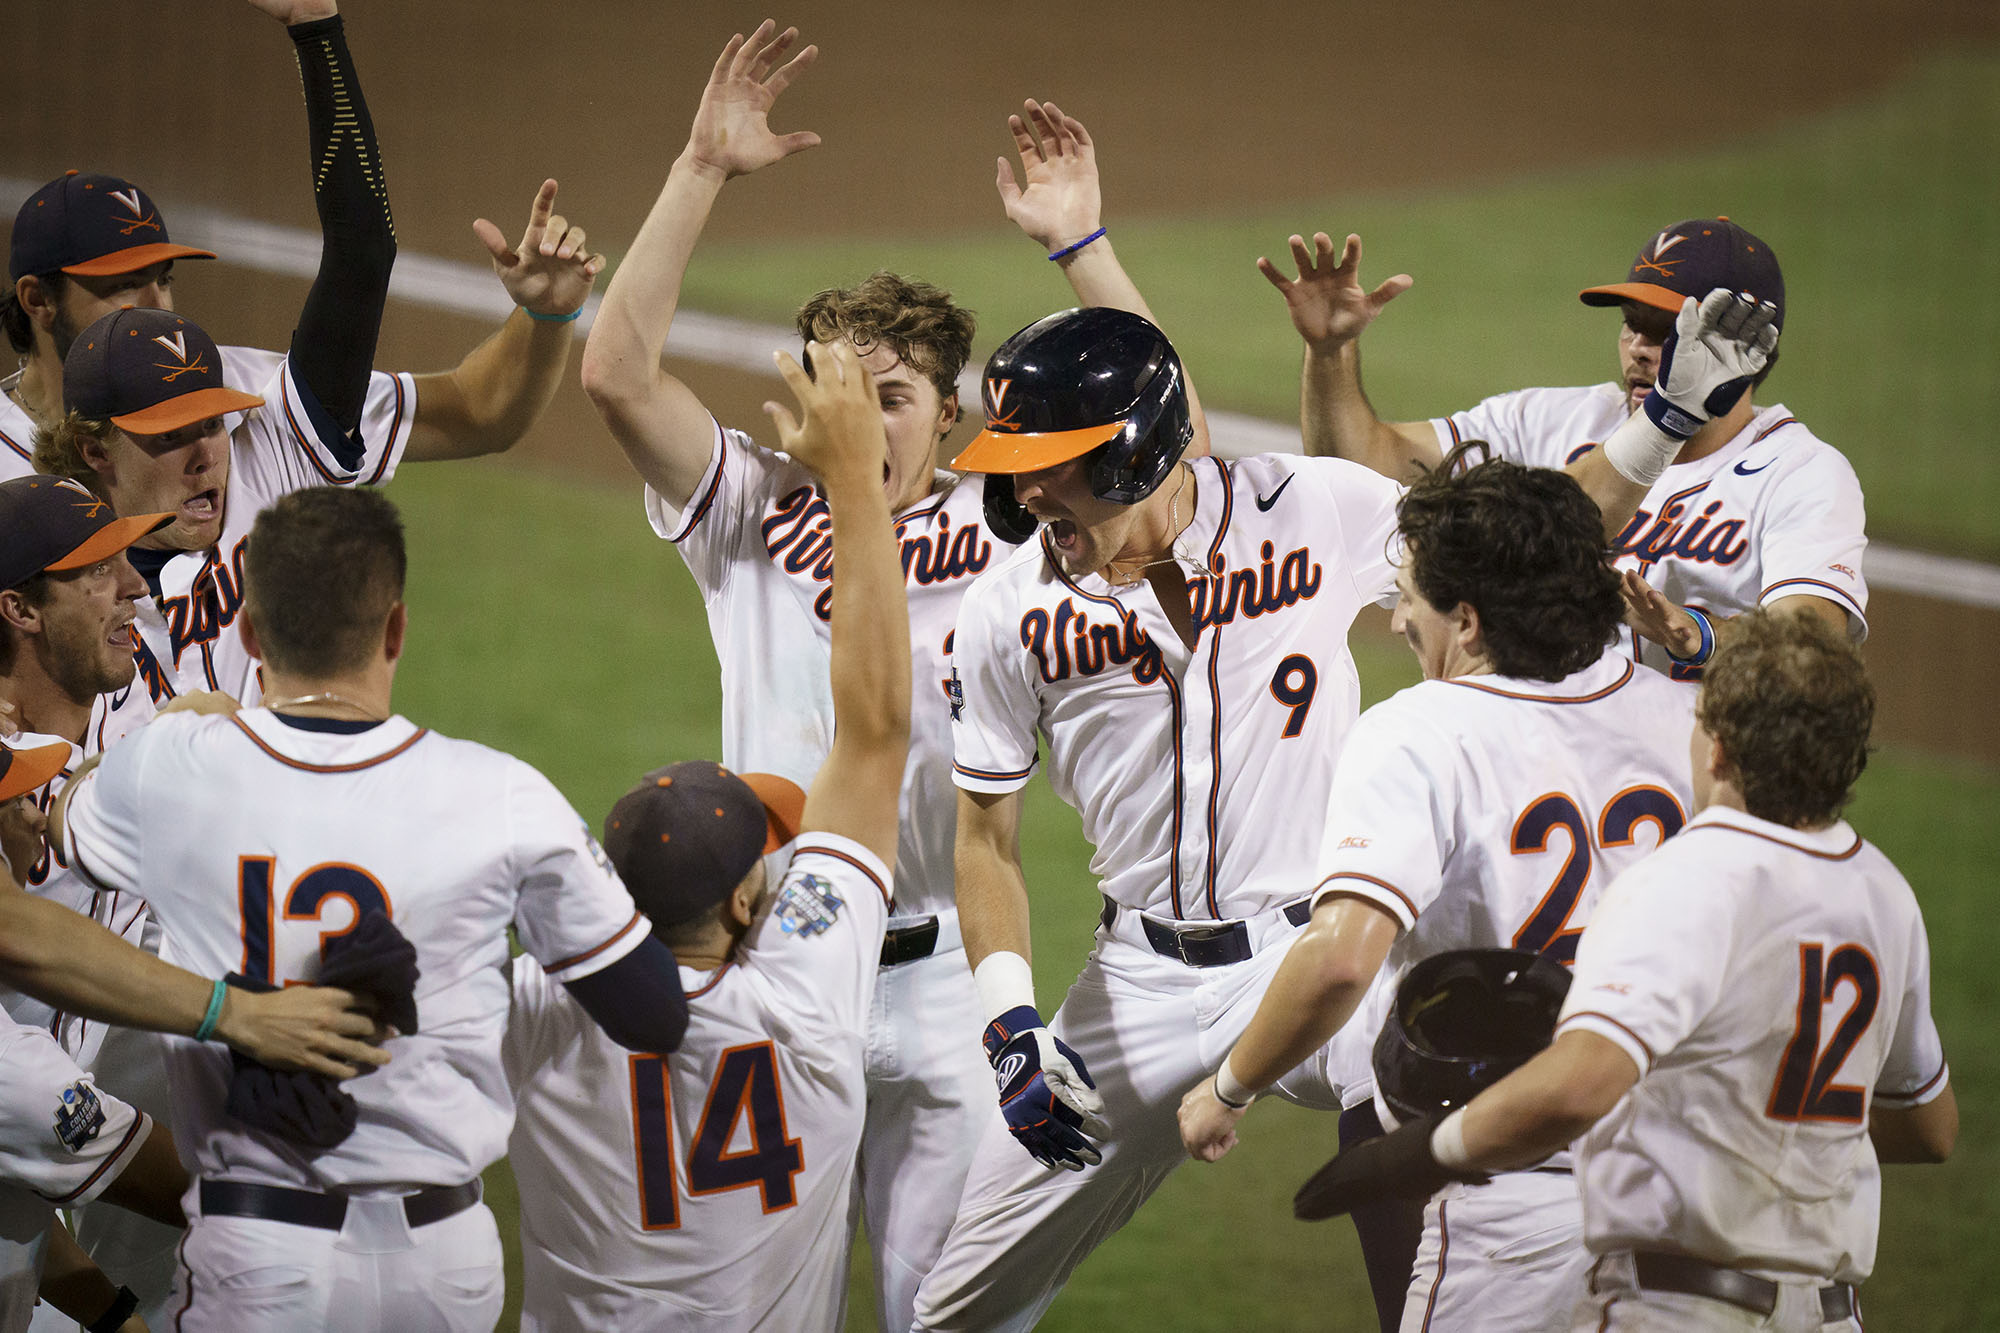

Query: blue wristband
(1047, 227), (1107, 262)
(194, 977), (229, 1043)
(522, 306), (581, 323)
(1669, 606), (1716, 666)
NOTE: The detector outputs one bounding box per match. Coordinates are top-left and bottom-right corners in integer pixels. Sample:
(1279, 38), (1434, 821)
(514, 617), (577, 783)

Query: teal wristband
(194, 977), (229, 1043)
(522, 306), (581, 323)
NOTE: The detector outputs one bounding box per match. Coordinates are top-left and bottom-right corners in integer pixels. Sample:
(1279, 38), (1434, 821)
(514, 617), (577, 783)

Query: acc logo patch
(775, 872), (844, 938)
(53, 1081), (106, 1153)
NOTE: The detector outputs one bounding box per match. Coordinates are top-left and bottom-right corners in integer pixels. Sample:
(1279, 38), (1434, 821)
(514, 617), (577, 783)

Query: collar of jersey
(235, 706), (422, 763)
(1050, 456), (1231, 597)
(1684, 804), (1860, 857)
(1441, 648), (1633, 703)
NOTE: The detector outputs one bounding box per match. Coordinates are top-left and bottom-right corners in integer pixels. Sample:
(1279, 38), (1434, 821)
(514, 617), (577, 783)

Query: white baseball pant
(1574, 1252), (1864, 1333)
(1401, 1170), (1590, 1331)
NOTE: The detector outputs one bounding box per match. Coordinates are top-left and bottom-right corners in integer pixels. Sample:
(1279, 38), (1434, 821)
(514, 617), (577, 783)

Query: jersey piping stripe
(1444, 660), (1635, 704)
(685, 961), (735, 1000)
(1878, 1062), (1950, 1106)
(953, 760), (1035, 783)
(228, 716), (430, 772)
(1558, 1010), (1657, 1069)
(795, 840), (893, 906)
(45, 1110), (148, 1203)
(1682, 822), (1865, 861)
(279, 381), (354, 486)
(1314, 872), (1419, 921)
(0, 424), (29, 461)
(1761, 577), (1865, 616)
(545, 910), (647, 973)
(363, 374), (407, 486)
(672, 430), (730, 544)
(172, 1231), (196, 1331)
(1416, 1196), (1450, 1331)
(1201, 629), (1225, 918)
(1204, 456), (1234, 568)
(1161, 660), (1187, 919)
(1751, 415), (1798, 442)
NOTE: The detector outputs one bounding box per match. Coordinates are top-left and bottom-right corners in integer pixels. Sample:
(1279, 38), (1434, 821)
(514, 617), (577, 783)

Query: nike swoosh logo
(1733, 459), (1774, 476)
(1255, 475), (1295, 511)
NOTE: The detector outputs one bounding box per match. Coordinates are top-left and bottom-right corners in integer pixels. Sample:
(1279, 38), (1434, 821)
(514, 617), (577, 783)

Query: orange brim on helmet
(63, 241), (216, 277)
(951, 420), (1127, 475)
(110, 385), (266, 435)
(1578, 281), (1692, 315)
(0, 740), (69, 803)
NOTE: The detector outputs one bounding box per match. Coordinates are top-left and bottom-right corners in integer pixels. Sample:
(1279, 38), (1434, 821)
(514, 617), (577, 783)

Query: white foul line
(8, 177), (1998, 611)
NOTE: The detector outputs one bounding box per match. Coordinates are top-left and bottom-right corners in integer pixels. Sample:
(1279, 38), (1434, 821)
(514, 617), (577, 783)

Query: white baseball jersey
(1559, 805), (1949, 1283)
(1310, 649), (1697, 969)
(646, 420), (994, 920)
(129, 346), (415, 704)
(505, 832), (890, 1331)
(1435, 390), (1867, 680)
(0, 374), (37, 483)
(0, 688), (158, 1064)
(60, 707), (647, 1191)
(0, 1016), (152, 1333)
(951, 453), (1402, 919)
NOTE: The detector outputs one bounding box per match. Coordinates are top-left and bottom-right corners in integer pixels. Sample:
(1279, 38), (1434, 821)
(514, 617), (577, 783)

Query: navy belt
(1631, 1251), (1856, 1324)
(199, 1178), (481, 1232)
(879, 916), (941, 968)
(1108, 896), (1313, 968)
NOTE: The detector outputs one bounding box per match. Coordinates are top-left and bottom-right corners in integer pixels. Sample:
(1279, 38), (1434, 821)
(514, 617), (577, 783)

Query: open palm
(686, 20), (821, 179)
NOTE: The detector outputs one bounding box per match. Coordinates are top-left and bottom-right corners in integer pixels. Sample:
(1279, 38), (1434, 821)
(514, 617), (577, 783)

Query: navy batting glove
(983, 1005), (1106, 1172)
(1293, 1113), (1487, 1220)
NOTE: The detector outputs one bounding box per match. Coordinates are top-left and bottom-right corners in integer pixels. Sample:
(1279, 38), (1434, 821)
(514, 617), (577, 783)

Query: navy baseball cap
(0, 740), (69, 803)
(1580, 217), (1784, 329)
(9, 171), (216, 282)
(0, 475), (173, 590)
(64, 307), (263, 435)
(604, 762), (806, 929)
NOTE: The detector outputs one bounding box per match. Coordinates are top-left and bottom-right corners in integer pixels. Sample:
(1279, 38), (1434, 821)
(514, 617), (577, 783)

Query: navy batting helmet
(1372, 948), (1572, 1125)
(953, 307), (1193, 513)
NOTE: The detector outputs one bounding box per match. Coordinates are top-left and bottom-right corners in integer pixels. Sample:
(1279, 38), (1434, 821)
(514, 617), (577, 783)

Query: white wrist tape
(1600, 408), (1685, 487)
(1430, 1107), (1472, 1170)
(973, 950), (1037, 1022)
(1214, 1055), (1259, 1109)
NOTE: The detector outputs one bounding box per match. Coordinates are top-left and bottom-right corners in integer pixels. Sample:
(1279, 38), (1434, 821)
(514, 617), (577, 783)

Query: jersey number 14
(629, 1043), (804, 1230)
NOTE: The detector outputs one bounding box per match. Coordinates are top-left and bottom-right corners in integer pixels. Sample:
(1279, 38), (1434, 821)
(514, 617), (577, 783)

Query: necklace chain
(261, 690), (385, 721)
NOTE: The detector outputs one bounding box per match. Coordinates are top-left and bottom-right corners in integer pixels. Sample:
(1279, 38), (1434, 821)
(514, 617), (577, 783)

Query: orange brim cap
(44, 510), (176, 571)
(62, 242), (216, 277)
(110, 385), (265, 435)
(739, 772), (807, 853)
(1578, 282), (1689, 314)
(951, 420), (1127, 475)
(0, 740), (69, 803)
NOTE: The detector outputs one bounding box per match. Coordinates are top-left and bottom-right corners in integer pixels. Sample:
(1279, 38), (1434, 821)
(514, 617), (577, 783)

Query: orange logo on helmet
(151, 331), (209, 382)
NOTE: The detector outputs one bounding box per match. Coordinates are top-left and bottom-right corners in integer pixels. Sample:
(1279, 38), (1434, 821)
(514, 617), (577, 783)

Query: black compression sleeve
(286, 14), (395, 464)
(561, 934), (691, 1054)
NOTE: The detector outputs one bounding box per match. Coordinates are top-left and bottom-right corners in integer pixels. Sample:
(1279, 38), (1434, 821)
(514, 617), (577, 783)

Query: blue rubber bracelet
(1047, 227), (1107, 262)
(1670, 606), (1716, 667)
(193, 977), (229, 1043)
(522, 306), (582, 323)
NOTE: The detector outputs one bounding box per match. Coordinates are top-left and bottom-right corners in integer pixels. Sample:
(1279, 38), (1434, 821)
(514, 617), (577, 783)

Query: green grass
(672, 48), (2000, 560)
(384, 462), (1996, 1331)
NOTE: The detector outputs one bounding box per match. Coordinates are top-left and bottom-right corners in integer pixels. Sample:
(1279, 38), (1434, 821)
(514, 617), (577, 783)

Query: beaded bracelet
(1047, 227), (1107, 262)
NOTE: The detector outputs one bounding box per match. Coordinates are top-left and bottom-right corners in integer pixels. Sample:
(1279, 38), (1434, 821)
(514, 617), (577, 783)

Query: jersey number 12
(1767, 942), (1880, 1123)
(629, 1043), (804, 1230)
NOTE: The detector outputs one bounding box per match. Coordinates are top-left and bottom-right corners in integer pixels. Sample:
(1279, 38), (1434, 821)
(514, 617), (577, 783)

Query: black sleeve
(285, 14), (396, 468)
(561, 934), (690, 1054)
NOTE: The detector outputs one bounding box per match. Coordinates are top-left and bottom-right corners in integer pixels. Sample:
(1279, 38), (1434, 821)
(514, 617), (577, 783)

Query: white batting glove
(1602, 287), (1780, 486)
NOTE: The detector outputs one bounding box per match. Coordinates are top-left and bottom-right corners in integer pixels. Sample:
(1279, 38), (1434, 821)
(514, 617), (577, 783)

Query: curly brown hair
(1696, 609), (1872, 828)
(1396, 442), (1623, 681)
(795, 271), (975, 405)
(32, 410), (112, 491)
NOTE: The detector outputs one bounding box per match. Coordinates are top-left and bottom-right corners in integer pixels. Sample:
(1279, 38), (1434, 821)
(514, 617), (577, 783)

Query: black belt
(1632, 1251), (1856, 1323)
(199, 1179), (481, 1232)
(880, 916), (941, 968)
(1110, 896), (1313, 968)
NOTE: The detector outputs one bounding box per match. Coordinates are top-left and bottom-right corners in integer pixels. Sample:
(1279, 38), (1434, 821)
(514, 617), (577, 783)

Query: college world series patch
(775, 872), (844, 937)
(54, 1081), (106, 1152)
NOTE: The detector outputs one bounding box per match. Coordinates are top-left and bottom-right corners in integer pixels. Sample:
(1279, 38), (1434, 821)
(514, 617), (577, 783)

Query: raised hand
(474, 179), (605, 319)
(1643, 288), (1780, 439)
(240, 0), (338, 23)
(763, 341), (887, 484)
(1258, 232), (1413, 352)
(1618, 569), (1706, 660)
(685, 21), (822, 180)
(997, 100), (1103, 253)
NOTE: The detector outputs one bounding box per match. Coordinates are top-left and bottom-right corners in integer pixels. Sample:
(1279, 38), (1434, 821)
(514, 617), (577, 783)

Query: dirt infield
(6, 0), (1996, 762)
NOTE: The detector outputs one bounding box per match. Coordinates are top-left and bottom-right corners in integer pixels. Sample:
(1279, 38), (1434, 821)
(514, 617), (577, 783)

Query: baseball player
(1271, 218), (1849, 680)
(580, 30), (1210, 1329)
(52, 485), (690, 1332)
(3, 3), (602, 494)
(1292, 610), (1956, 1332)
(507, 340), (907, 1330)
(1176, 449), (1699, 1332)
